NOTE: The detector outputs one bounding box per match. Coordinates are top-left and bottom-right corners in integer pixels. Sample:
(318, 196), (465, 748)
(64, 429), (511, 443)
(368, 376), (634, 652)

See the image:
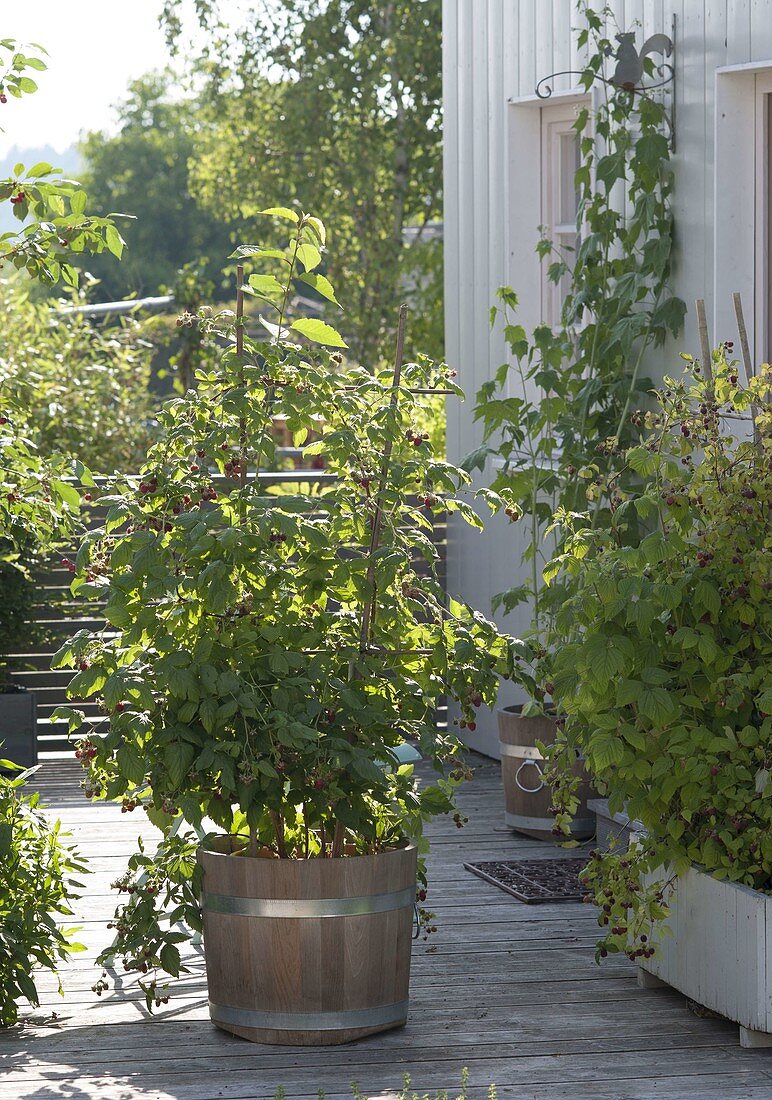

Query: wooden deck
(2, 757), (771, 1100)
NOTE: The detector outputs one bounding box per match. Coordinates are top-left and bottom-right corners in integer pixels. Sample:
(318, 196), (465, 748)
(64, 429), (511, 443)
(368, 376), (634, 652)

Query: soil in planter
(463, 858), (587, 903)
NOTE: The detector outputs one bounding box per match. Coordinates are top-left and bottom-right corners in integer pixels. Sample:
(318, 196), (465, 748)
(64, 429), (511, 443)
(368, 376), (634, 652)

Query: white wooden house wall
(443, 0), (772, 757)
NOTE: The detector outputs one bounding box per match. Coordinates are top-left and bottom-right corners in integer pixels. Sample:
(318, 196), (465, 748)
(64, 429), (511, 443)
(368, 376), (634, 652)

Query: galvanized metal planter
(0, 689), (37, 768)
(588, 797), (643, 851)
(198, 837), (417, 1045)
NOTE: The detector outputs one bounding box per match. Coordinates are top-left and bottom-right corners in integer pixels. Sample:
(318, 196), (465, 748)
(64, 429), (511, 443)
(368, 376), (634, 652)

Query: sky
(0, 0), (173, 157)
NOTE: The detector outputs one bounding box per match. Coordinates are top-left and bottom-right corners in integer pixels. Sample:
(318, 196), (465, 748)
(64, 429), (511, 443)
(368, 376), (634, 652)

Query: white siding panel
(502, 0), (520, 102)
(751, 0), (772, 60)
(714, 71), (758, 348)
(727, 0), (753, 63)
(570, 0), (589, 73)
(519, 0), (537, 98)
(705, 1), (727, 335)
(552, 0), (574, 94)
(642, 0), (665, 41)
(672, 1), (707, 350)
(535, 0), (555, 101)
(446, 0), (474, 615)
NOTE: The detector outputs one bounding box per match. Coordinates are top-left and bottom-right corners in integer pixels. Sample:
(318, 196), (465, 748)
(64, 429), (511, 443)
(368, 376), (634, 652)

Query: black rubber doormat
(463, 858), (587, 903)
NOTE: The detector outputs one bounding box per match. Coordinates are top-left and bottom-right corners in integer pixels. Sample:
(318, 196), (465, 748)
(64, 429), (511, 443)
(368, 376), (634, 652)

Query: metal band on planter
(498, 743), (544, 760)
(504, 810), (596, 833)
(209, 999), (410, 1033)
(201, 885), (415, 918)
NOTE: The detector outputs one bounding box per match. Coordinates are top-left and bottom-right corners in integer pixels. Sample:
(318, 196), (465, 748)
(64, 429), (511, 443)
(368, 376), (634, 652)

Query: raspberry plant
(54, 209), (515, 994)
(0, 760), (87, 1026)
(0, 41), (127, 287)
(543, 350), (771, 961)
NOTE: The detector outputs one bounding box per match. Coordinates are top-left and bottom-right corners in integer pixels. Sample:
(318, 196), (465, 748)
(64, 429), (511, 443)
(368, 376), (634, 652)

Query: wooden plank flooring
(1, 757), (771, 1099)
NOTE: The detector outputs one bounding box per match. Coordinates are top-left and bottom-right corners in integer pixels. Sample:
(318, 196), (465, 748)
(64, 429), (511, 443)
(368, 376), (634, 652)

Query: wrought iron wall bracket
(535, 16), (676, 151)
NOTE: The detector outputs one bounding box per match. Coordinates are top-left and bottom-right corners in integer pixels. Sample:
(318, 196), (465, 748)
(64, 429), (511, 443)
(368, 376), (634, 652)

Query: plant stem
(270, 810), (289, 859)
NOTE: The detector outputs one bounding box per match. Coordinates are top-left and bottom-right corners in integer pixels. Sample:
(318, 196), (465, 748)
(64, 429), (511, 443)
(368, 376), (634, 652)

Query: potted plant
(54, 209), (515, 1045)
(544, 350), (771, 1045)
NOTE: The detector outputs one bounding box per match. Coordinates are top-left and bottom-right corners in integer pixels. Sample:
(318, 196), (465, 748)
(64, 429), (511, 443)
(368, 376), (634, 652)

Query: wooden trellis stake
(732, 291), (762, 452)
(695, 298), (714, 399)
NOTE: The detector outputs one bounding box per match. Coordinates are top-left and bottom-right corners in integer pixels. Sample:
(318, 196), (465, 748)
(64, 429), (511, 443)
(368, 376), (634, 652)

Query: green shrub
(0, 762), (87, 1027)
(0, 279), (156, 474)
(544, 353), (771, 958)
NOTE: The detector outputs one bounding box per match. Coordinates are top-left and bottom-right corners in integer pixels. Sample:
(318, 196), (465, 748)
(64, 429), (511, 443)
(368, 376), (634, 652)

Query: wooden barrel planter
(497, 705), (595, 840)
(198, 837), (417, 1045)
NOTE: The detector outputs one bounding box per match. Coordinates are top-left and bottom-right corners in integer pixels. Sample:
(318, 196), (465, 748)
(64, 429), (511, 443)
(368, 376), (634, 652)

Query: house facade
(443, 0), (772, 757)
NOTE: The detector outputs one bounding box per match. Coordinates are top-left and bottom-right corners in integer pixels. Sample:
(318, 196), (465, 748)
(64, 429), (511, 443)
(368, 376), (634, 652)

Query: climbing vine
(465, 1), (686, 706)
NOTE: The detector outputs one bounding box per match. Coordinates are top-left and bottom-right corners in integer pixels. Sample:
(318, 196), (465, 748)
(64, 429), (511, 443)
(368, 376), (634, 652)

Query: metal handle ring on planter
(515, 758), (545, 794)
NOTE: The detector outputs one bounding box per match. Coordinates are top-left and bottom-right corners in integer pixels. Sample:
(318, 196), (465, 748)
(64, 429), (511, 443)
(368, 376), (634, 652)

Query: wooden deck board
(1, 758), (770, 1100)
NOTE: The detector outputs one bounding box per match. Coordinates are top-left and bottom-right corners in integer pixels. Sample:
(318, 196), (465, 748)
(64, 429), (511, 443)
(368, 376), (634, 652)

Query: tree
(162, 0), (444, 363)
(79, 73), (235, 301)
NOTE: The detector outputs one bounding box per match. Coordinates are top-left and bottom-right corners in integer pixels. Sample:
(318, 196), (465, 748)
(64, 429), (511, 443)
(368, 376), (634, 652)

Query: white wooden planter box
(639, 864), (772, 1048)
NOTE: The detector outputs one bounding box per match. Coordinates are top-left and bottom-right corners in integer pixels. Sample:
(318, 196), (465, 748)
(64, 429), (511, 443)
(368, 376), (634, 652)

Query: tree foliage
(161, 0), (444, 363)
(78, 73), (235, 301)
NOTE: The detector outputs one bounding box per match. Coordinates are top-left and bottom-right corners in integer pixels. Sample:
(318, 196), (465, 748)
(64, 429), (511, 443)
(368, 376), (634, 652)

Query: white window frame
(715, 63), (772, 363)
(755, 72), (772, 364)
(506, 91), (591, 404)
(540, 103), (582, 327)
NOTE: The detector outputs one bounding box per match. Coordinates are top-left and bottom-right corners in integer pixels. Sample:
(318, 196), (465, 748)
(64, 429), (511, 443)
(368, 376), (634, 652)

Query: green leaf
(165, 742), (195, 789)
(616, 679), (642, 707)
(627, 447), (657, 477)
(296, 272), (340, 305)
(296, 242), (321, 272)
(160, 942), (181, 977)
(259, 206), (299, 223)
(304, 216), (326, 244)
(591, 732), (625, 770)
(70, 190), (87, 217)
(289, 318), (348, 348)
(695, 580), (720, 618)
(117, 742), (146, 785)
(697, 634), (721, 665)
(26, 161), (52, 177)
(638, 685), (676, 726)
(246, 273), (284, 298)
(582, 634), (628, 686)
(51, 479), (81, 510)
(105, 225), (125, 259)
(229, 245), (289, 261)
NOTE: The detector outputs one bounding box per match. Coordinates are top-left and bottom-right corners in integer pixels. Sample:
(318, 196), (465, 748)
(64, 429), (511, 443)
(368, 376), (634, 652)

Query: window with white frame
(540, 103), (581, 327)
